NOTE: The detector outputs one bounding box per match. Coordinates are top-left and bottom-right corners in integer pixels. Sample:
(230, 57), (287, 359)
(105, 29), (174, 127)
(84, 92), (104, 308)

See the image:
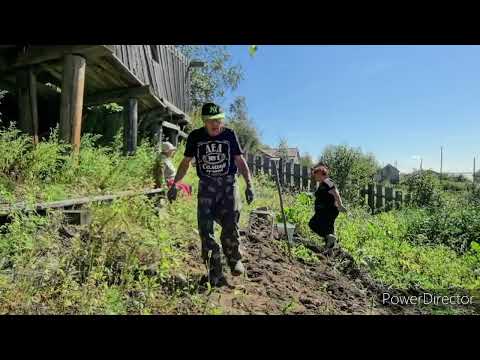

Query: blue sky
(221, 45), (480, 174)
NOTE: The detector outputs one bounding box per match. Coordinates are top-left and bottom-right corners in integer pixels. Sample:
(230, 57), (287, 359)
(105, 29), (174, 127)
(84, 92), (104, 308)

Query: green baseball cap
(201, 102), (225, 121)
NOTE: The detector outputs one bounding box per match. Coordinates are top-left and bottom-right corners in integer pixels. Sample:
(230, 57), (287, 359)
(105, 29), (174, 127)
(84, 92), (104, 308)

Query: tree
(319, 144), (379, 204)
(226, 96), (261, 154)
(278, 138), (289, 162)
(176, 46), (244, 108)
(300, 153), (314, 168)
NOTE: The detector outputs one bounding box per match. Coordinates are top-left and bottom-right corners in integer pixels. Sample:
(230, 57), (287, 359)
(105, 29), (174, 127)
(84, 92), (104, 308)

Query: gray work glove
(245, 185), (255, 205)
(167, 184), (178, 203)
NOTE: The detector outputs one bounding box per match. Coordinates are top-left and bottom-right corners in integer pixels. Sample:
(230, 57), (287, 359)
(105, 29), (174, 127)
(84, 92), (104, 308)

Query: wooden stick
(273, 160), (292, 258)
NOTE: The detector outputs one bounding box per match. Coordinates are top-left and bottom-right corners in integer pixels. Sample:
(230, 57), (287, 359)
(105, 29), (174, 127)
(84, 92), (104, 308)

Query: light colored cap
(161, 142), (176, 153)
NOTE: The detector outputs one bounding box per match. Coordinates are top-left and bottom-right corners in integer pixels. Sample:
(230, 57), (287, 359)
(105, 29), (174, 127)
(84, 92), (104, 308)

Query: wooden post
(368, 184), (375, 214)
(376, 184), (384, 210)
(255, 156), (262, 176)
(124, 98), (138, 155)
(294, 164), (301, 190)
(385, 187), (394, 211)
(302, 166), (309, 191)
(270, 160), (276, 180)
(395, 190), (402, 209)
(359, 185), (367, 206)
(59, 54), (86, 152)
(263, 156), (270, 175)
(16, 67), (39, 144)
(405, 193), (411, 205)
(285, 162), (292, 188)
(247, 153), (255, 172)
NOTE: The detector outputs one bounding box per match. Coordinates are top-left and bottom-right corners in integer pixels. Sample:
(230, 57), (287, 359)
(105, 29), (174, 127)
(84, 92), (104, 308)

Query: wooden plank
(294, 164), (301, 189)
(385, 187), (394, 211)
(278, 158), (284, 187)
(376, 184), (384, 210)
(59, 54), (86, 152)
(5, 45), (110, 70)
(367, 184), (375, 213)
(84, 85), (151, 106)
(247, 153), (255, 172)
(159, 46), (171, 101)
(255, 156), (262, 176)
(263, 156), (270, 175)
(302, 166), (309, 191)
(285, 162), (292, 187)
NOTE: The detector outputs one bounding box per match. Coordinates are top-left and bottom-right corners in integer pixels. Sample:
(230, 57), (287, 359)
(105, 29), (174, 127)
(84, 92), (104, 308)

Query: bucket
(276, 222), (296, 244)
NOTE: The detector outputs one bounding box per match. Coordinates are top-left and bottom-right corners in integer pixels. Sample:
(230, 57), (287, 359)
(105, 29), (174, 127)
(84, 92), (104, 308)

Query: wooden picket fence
(245, 154), (316, 192)
(246, 153), (410, 214)
(360, 184), (411, 214)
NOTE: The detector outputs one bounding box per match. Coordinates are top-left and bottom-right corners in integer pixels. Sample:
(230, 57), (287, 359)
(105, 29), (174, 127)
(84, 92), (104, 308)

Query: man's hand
(245, 185), (255, 205)
(167, 184), (178, 203)
(337, 204), (348, 213)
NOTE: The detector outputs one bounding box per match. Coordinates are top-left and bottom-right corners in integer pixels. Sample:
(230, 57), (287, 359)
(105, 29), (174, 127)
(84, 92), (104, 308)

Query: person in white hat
(154, 141), (192, 196)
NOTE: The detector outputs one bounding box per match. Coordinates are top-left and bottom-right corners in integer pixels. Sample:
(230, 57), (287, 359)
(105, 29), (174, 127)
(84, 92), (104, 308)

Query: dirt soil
(169, 229), (421, 315)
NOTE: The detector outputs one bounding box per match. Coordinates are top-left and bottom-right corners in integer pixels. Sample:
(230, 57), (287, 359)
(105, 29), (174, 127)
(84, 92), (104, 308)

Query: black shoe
(208, 273), (228, 287)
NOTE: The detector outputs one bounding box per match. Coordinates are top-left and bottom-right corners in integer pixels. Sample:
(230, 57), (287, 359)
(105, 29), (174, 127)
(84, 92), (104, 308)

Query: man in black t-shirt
(167, 102), (254, 287)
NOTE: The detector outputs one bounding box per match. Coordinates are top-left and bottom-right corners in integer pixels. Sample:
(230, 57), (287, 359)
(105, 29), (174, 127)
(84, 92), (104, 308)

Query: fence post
(359, 185), (367, 206)
(255, 156), (262, 176)
(376, 184), (385, 211)
(247, 153), (255, 173)
(302, 166), (309, 191)
(385, 187), (394, 211)
(294, 164), (301, 190)
(285, 162), (292, 188)
(395, 190), (402, 209)
(368, 184), (375, 214)
(263, 156), (270, 175)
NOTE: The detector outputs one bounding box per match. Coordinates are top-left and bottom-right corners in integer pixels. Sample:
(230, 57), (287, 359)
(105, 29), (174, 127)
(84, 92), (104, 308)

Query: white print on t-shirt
(196, 140), (231, 177)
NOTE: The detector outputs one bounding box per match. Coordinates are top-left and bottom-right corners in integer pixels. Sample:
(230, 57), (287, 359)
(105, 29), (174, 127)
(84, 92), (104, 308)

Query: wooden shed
(0, 45), (194, 153)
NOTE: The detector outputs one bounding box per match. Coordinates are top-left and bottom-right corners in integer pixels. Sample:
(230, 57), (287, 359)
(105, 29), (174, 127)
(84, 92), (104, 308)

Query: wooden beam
(15, 67), (39, 144)
(59, 54), (86, 152)
(3, 45), (111, 71)
(162, 120), (180, 131)
(84, 85), (151, 106)
(124, 97), (138, 155)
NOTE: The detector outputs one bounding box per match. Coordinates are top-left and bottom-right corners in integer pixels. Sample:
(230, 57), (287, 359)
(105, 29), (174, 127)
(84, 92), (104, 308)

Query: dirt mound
(169, 228), (419, 315)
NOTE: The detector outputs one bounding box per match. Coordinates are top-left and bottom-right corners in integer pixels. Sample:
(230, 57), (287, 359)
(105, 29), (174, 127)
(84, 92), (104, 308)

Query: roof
(383, 164), (400, 172)
(258, 147), (300, 159)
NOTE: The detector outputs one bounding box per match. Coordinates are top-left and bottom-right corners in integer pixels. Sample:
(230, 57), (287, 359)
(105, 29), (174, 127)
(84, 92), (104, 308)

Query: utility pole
(420, 157), (423, 172)
(440, 146), (443, 180)
(474, 156), (476, 185)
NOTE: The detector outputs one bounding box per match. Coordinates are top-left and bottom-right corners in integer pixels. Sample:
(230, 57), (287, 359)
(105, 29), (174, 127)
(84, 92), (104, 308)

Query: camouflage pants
(197, 175), (242, 272)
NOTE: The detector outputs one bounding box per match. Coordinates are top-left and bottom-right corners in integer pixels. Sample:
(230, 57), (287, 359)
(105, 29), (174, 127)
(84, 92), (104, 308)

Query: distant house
(376, 164), (400, 184)
(256, 147), (301, 165)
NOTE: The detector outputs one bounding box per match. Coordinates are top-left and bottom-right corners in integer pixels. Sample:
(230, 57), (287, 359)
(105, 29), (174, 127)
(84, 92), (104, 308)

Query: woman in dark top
(308, 163), (347, 252)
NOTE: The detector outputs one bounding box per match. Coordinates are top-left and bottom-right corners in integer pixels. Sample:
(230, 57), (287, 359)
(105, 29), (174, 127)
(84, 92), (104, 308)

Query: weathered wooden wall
(111, 45), (190, 117)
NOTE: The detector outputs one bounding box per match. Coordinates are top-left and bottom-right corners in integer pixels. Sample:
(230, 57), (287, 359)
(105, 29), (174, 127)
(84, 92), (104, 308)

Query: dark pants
(197, 175), (242, 272)
(309, 207), (339, 237)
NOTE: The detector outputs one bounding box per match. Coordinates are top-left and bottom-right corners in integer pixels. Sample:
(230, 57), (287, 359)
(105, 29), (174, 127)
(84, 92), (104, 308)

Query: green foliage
(300, 153), (314, 168)
(402, 171), (441, 207)
(319, 144), (379, 204)
(404, 198), (480, 253)
(226, 96), (261, 153)
(176, 45), (244, 108)
(0, 126), (157, 204)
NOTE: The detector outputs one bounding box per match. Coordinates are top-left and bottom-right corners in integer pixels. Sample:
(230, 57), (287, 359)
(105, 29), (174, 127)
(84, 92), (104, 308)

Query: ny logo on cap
(209, 105), (218, 114)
